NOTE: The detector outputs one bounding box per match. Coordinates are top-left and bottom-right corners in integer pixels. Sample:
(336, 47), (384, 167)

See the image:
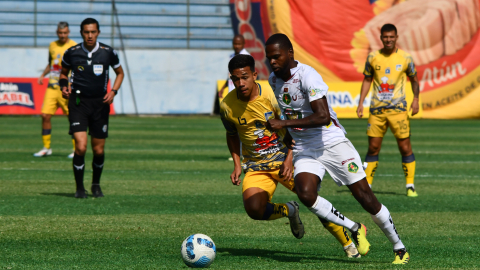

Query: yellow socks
(365, 155), (379, 185)
(402, 154), (416, 188)
(319, 218), (353, 248)
(42, 129), (52, 149)
(262, 202), (289, 220)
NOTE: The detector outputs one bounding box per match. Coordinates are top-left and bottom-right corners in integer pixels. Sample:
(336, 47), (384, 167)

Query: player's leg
(73, 131), (88, 198)
(365, 113), (387, 186)
(242, 170), (303, 238)
(91, 137), (105, 198)
(88, 98), (110, 197)
(34, 88), (58, 157)
(330, 140), (408, 262)
(58, 94), (75, 158)
(389, 112), (417, 197)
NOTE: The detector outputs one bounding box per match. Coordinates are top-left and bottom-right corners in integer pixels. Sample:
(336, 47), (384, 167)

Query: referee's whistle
(76, 90), (81, 105)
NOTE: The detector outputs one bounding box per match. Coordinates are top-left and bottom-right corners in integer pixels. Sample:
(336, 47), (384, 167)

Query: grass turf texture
(0, 116), (479, 269)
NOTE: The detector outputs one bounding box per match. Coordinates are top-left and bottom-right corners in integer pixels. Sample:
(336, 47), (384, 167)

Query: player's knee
(244, 203), (265, 220)
(75, 144), (87, 156)
(93, 147), (104, 156)
(295, 188), (317, 208)
(367, 145), (381, 155)
(41, 114), (52, 122)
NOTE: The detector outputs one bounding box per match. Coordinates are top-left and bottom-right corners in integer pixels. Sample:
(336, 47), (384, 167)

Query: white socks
(371, 204), (405, 250)
(308, 196), (356, 231)
(406, 184), (414, 189)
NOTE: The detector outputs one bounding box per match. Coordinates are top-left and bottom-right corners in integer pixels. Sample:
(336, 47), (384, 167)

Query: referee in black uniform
(60, 18), (124, 198)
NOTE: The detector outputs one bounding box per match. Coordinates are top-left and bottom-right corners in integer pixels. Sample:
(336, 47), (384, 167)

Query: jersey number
(237, 117), (247, 125)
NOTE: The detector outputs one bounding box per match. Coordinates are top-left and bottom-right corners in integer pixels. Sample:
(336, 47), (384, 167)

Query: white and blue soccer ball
(180, 234), (216, 268)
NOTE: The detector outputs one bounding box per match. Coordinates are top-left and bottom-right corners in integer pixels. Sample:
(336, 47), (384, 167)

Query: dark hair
(265, 33), (293, 50)
(380, 24), (397, 35)
(228, 54), (255, 74)
(80, 18), (100, 32)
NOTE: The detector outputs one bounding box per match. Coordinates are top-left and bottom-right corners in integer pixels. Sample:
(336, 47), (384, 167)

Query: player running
(60, 18), (124, 198)
(220, 54), (361, 258)
(356, 24), (420, 197)
(34, 22), (76, 158)
(265, 34), (409, 264)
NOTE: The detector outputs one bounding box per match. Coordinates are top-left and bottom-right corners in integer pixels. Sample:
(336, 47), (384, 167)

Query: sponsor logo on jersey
(56, 54), (61, 59)
(102, 125), (108, 132)
(264, 111), (274, 121)
(252, 128), (281, 155)
(385, 67), (391, 74)
(0, 83), (34, 108)
(375, 65), (381, 70)
(347, 162), (359, 173)
(341, 158), (355, 166)
(78, 66), (84, 72)
(293, 79), (298, 83)
(310, 88), (318, 96)
(72, 122), (80, 126)
(396, 64), (402, 71)
(94, 65), (103, 76)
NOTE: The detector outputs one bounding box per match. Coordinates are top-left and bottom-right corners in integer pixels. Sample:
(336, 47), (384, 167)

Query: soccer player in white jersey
(264, 34), (410, 264)
(219, 35), (250, 98)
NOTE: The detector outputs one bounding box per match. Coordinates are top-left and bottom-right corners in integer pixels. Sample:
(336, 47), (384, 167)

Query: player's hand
(356, 103), (364, 118)
(103, 91), (115, 104)
(278, 155), (293, 181)
(410, 98), (419, 116)
(266, 119), (285, 131)
(38, 76), (44, 85)
(230, 166), (242, 186)
(61, 86), (70, 99)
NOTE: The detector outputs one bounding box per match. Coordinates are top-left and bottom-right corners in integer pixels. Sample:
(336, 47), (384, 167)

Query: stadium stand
(0, 0), (233, 49)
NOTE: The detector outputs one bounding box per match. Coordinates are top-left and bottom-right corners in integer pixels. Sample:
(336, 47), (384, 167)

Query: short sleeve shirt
(47, 39), (77, 89)
(62, 42), (121, 98)
(363, 48), (416, 114)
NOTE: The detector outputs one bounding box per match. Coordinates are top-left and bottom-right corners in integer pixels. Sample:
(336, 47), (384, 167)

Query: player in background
(34, 22), (77, 158)
(60, 18), (124, 198)
(265, 34), (409, 264)
(356, 24), (420, 197)
(218, 34), (250, 99)
(220, 54), (361, 258)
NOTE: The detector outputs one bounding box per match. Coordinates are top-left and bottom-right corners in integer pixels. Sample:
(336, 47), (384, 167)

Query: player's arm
(103, 66), (124, 104)
(408, 61), (420, 116)
(38, 64), (50, 85)
(226, 132), (242, 186)
(267, 98), (331, 130)
(357, 76), (373, 118)
(59, 66), (71, 99)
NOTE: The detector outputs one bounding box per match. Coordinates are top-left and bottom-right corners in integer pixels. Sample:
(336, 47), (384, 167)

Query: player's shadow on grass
(40, 192), (75, 198)
(217, 248), (357, 263)
(336, 190), (401, 195)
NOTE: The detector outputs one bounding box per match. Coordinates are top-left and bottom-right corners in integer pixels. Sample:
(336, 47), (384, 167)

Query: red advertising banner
(0, 78), (115, 115)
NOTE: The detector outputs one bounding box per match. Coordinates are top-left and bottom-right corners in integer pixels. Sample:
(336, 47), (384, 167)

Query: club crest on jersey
(396, 64), (402, 71)
(283, 93), (292, 105)
(77, 66), (84, 72)
(264, 111), (274, 121)
(347, 162), (359, 173)
(385, 67), (391, 74)
(93, 65), (103, 76)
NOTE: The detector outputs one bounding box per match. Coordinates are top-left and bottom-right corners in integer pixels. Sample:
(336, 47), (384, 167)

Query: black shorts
(68, 95), (110, 139)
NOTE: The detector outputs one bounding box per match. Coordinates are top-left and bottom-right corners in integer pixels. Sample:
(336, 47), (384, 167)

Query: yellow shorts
(367, 110), (410, 139)
(41, 87), (68, 115)
(242, 169), (295, 202)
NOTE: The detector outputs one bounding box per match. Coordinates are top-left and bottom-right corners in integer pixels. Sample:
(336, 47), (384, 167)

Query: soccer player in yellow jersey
(221, 54), (361, 258)
(357, 24), (420, 198)
(34, 22), (77, 158)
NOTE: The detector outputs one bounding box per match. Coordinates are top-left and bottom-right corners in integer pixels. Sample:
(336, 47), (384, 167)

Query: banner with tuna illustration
(229, 0), (480, 119)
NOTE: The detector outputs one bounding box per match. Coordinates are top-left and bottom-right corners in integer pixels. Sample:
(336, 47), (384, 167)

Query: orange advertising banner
(229, 0), (480, 119)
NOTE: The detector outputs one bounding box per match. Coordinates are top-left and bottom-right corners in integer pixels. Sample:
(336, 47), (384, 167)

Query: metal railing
(0, 0), (233, 49)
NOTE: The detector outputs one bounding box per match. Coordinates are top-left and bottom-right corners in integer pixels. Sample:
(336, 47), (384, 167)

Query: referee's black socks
(73, 154), (85, 191)
(92, 154), (105, 185)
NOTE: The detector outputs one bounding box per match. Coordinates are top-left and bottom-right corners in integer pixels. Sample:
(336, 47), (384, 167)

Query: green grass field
(0, 116), (479, 269)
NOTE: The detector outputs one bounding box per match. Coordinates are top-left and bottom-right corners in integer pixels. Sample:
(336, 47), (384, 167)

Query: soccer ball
(180, 234), (216, 268)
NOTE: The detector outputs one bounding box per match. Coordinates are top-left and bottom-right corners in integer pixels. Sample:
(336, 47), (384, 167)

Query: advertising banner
(0, 78), (115, 115)
(218, 80), (421, 118)
(229, 0), (480, 119)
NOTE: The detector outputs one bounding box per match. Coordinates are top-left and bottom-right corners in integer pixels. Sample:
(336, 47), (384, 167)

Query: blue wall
(0, 47), (231, 114)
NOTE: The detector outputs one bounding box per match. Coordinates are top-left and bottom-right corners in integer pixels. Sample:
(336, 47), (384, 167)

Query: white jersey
(227, 48), (250, 92)
(268, 61), (346, 150)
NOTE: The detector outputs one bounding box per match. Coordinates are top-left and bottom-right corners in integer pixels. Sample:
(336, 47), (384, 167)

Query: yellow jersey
(363, 48), (416, 115)
(48, 39), (77, 89)
(220, 83), (288, 172)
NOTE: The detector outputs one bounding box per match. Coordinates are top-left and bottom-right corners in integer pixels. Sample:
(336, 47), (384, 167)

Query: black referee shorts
(68, 95), (110, 139)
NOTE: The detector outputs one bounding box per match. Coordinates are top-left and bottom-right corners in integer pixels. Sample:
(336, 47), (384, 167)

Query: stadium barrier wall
(217, 80), (422, 119)
(0, 48), (231, 115)
(229, 0), (480, 119)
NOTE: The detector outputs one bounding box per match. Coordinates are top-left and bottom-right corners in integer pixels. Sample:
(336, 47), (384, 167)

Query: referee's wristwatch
(111, 89), (118, 96)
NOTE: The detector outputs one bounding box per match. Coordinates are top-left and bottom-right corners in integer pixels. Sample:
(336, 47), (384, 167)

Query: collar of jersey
(275, 60), (300, 82)
(81, 42), (100, 58)
(236, 82), (262, 102)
